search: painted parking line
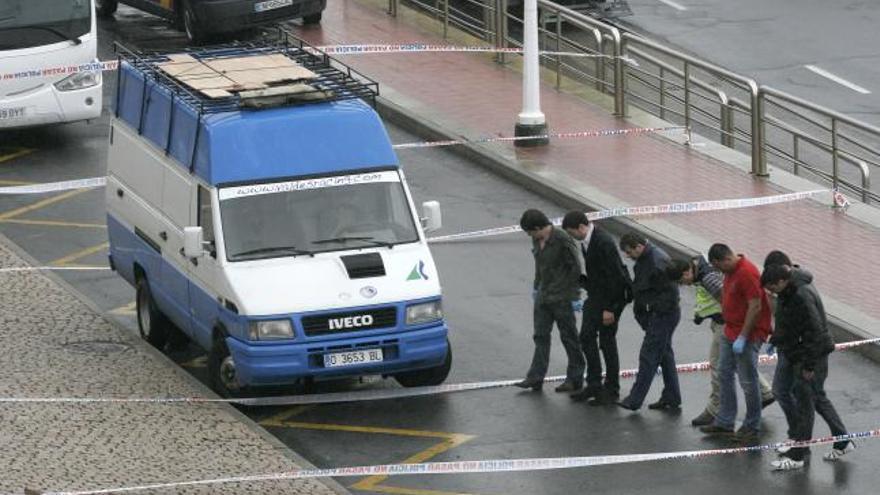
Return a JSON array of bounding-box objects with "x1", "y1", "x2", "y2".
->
[
  {"x1": 804, "y1": 65, "x2": 871, "y2": 94},
  {"x1": 260, "y1": 415, "x2": 477, "y2": 495},
  {"x1": 0, "y1": 147, "x2": 35, "y2": 164},
  {"x1": 50, "y1": 241, "x2": 109, "y2": 267},
  {"x1": 657, "y1": 0, "x2": 687, "y2": 11},
  {"x1": 0, "y1": 218, "x2": 106, "y2": 229},
  {"x1": 0, "y1": 188, "x2": 91, "y2": 221}
]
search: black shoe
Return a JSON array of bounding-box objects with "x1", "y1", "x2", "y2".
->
[
  {"x1": 555, "y1": 381, "x2": 583, "y2": 393},
  {"x1": 616, "y1": 399, "x2": 639, "y2": 411},
  {"x1": 514, "y1": 378, "x2": 543, "y2": 391},
  {"x1": 691, "y1": 410, "x2": 716, "y2": 427},
  {"x1": 647, "y1": 399, "x2": 681, "y2": 410},
  {"x1": 588, "y1": 391, "x2": 619, "y2": 406},
  {"x1": 761, "y1": 396, "x2": 776, "y2": 409},
  {"x1": 734, "y1": 426, "x2": 761, "y2": 443},
  {"x1": 700, "y1": 424, "x2": 735, "y2": 435},
  {"x1": 569, "y1": 386, "x2": 601, "y2": 402}
]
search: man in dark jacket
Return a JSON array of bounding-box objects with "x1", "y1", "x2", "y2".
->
[
  {"x1": 514, "y1": 209, "x2": 586, "y2": 392},
  {"x1": 562, "y1": 211, "x2": 632, "y2": 405},
  {"x1": 616, "y1": 232, "x2": 682, "y2": 411},
  {"x1": 761, "y1": 264, "x2": 854, "y2": 470}
]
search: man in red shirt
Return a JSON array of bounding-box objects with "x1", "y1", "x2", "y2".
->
[{"x1": 700, "y1": 243, "x2": 772, "y2": 443}]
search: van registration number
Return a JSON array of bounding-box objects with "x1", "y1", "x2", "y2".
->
[
  {"x1": 324, "y1": 349, "x2": 384, "y2": 368},
  {"x1": 254, "y1": 0, "x2": 293, "y2": 12},
  {"x1": 0, "y1": 107, "x2": 26, "y2": 120}
]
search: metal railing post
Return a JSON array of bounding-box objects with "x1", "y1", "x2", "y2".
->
[
  {"x1": 443, "y1": 0, "x2": 449, "y2": 39},
  {"x1": 614, "y1": 33, "x2": 626, "y2": 116},
  {"x1": 658, "y1": 67, "x2": 666, "y2": 120},
  {"x1": 495, "y1": 0, "x2": 507, "y2": 63},
  {"x1": 751, "y1": 85, "x2": 767, "y2": 176},
  {"x1": 388, "y1": 0, "x2": 398, "y2": 16},
  {"x1": 831, "y1": 118, "x2": 840, "y2": 194},
  {"x1": 683, "y1": 61, "x2": 691, "y2": 133},
  {"x1": 792, "y1": 135, "x2": 800, "y2": 176},
  {"x1": 720, "y1": 97, "x2": 734, "y2": 148},
  {"x1": 555, "y1": 14, "x2": 562, "y2": 89}
]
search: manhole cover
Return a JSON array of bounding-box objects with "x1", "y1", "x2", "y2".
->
[{"x1": 64, "y1": 341, "x2": 131, "y2": 354}]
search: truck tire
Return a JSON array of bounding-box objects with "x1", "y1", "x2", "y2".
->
[
  {"x1": 394, "y1": 341, "x2": 452, "y2": 387},
  {"x1": 135, "y1": 277, "x2": 170, "y2": 349},
  {"x1": 95, "y1": 0, "x2": 118, "y2": 18},
  {"x1": 302, "y1": 12, "x2": 322, "y2": 25},
  {"x1": 181, "y1": 0, "x2": 209, "y2": 44},
  {"x1": 208, "y1": 333, "x2": 243, "y2": 397}
]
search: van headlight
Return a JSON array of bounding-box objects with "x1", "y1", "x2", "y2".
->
[
  {"x1": 55, "y1": 71, "x2": 100, "y2": 92},
  {"x1": 249, "y1": 319, "x2": 294, "y2": 340},
  {"x1": 406, "y1": 301, "x2": 443, "y2": 325}
]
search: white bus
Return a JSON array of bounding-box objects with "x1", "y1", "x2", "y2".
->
[{"x1": 0, "y1": 0, "x2": 103, "y2": 129}]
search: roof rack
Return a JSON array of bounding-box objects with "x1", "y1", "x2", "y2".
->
[{"x1": 113, "y1": 28, "x2": 379, "y2": 116}]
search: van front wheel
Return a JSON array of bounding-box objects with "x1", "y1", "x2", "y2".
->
[
  {"x1": 209, "y1": 333, "x2": 243, "y2": 397},
  {"x1": 136, "y1": 278, "x2": 170, "y2": 349},
  {"x1": 95, "y1": 0, "x2": 118, "y2": 18},
  {"x1": 394, "y1": 343, "x2": 452, "y2": 387},
  {"x1": 302, "y1": 12, "x2": 322, "y2": 25}
]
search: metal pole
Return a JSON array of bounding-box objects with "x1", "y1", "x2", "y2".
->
[
  {"x1": 514, "y1": 0, "x2": 548, "y2": 146},
  {"x1": 832, "y1": 118, "x2": 840, "y2": 194},
  {"x1": 495, "y1": 0, "x2": 507, "y2": 64},
  {"x1": 614, "y1": 34, "x2": 625, "y2": 117},
  {"x1": 751, "y1": 85, "x2": 767, "y2": 176},
  {"x1": 683, "y1": 62, "x2": 691, "y2": 137},
  {"x1": 443, "y1": 0, "x2": 449, "y2": 39}
]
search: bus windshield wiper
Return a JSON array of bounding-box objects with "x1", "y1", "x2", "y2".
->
[
  {"x1": 312, "y1": 236, "x2": 394, "y2": 248},
  {"x1": 234, "y1": 245, "x2": 312, "y2": 258},
  {"x1": 0, "y1": 25, "x2": 81, "y2": 45}
]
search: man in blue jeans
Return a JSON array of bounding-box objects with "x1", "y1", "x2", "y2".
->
[
  {"x1": 616, "y1": 232, "x2": 681, "y2": 411},
  {"x1": 700, "y1": 244, "x2": 772, "y2": 443}
]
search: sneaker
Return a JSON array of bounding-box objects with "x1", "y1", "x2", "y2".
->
[
  {"x1": 823, "y1": 441, "x2": 856, "y2": 461},
  {"x1": 734, "y1": 426, "x2": 761, "y2": 443},
  {"x1": 771, "y1": 457, "x2": 805, "y2": 471},
  {"x1": 700, "y1": 424, "x2": 734, "y2": 435},
  {"x1": 776, "y1": 439, "x2": 795, "y2": 454},
  {"x1": 691, "y1": 411, "x2": 716, "y2": 427},
  {"x1": 554, "y1": 380, "x2": 583, "y2": 393}
]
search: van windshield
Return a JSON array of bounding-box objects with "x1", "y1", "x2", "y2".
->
[
  {"x1": 218, "y1": 170, "x2": 420, "y2": 262},
  {"x1": 0, "y1": 0, "x2": 91, "y2": 50}
]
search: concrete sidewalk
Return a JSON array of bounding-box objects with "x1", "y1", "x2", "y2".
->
[
  {"x1": 289, "y1": 0, "x2": 880, "y2": 344},
  {"x1": 0, "y1": 235, "x2": 343, "y2": 494}
]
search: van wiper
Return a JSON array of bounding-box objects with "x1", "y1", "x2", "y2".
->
[
  {"x1": 0, "y1": 26, "x2": 81, "y2": 45},
  {"x1": 312, "y1": 236, "x2": 394, "y2": 248},
  {"x1": 233, "y1": 245, "x2": 312, "y2": 258}
]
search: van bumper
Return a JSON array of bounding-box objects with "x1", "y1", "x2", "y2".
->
[
  {"x1": 0, "y1": 81, "x2": 102, "y2": 130},
  {"x1": 196, "y1": 0, "x2": 326, "y2": 34},
  {"x1": 226, "y1": 322, "x2": 448, "y2": 387}
]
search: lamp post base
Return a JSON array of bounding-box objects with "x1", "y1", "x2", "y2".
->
[{"x1": 514, "y1": 122, "x2": 549, "y2": 147}]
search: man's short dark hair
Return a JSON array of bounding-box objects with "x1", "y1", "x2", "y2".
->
[
  {"x1": 763, "y1": 250, "x2": 792, "y2": 268},
  {"x1": 561, "y1": 211, "x2": 589, "y2": 230},
  {"x1": 666, "y1": 258, "x2": 692, "y2": 281},
  {"x1": 708, "y1": 243, "x2": 734, "y2": 262},
  {"x1": 619, "y1": 232, "x2": 647, "y2": 250},
  {"x1": 519, "y1": 209, "x2": 551, "y2": 231},
  {"x1": 761, "y1": 263, "x2": 791, "y2": 287}
]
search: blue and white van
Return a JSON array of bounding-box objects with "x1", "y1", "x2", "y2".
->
[{"x1": 106, "y1": 39, "x2": 450, "y2": 395}]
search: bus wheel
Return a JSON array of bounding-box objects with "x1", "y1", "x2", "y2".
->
[
  {"x1": 182, "y1": 0, "x2": 209, "y2": 44},
  {"x1": 135, "y1": 277, "x2": 170, "y2": 349},
  {"x1": 394, "y1": 342, "x2": 452, "y2": 387},
  {"x1": 95, "y1": 0, "x2": 118, "y2": 18},
  {"x1": 302, "y1": 12, "x2": 322, "y2": 25},
  {"x1": 209, "y1": 333, "x2": 243, "y2": 397}
]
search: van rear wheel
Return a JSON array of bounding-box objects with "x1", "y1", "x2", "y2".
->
[
  {"x1": 95, "y1": 0, "x2": 118, "y2": 18},
  {"x1": 136, "y1": 278, "x2": 170, "y2": 349},
  {"x1": 302, "y1": 12, "x2": 322, "y2": 25},
  {"x1": 394, "y1": 342, "x2": 452, "y2": 387},
  {"x1": 181, "y1": 0, "x2": 209, "y2": 44}
]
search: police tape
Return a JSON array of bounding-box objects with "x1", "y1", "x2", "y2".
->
[
  {"x1": 36, "y1": 429, "x2": 880, "y2": 494},
  {"x1": 0, "y1": 60, "x2": 117, "y2": 83},
  {"x1": 0, "y1": 177, "x2": 106, "y2": 195},
  {"x1": 3, "y1": 338, "x2": 877, "y2": 407},
  {"x1": 0, "y1": 266, "x2": 111, "y2": 273},
  {"x1": 427, "y1": 189, "x2": 829, "y2": 243},
  {"x1": 392, "y1": 126, "x2": 683, "y2": 149}
]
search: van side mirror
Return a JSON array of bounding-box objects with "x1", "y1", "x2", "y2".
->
[
  {"x1": 421, "y1": 201, "x2": 442, "y2": 233},
  {"x1": 183, "y1": 226, "x2": 205, "y2": 258}
]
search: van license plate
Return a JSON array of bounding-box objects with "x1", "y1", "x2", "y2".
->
[
  {"x1": 254, "y1": 0, "x2": 293, "y2": 12},
  {"x1": 0, "y1": 107, "x2": 26, "y2": 120},
  {"x1": 324, "y1": 349, "x2": 384, "y2": 368}
]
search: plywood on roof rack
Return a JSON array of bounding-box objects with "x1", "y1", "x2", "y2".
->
[{"x1": 157, "y1": 53, "x2": 317, "y2": 99}]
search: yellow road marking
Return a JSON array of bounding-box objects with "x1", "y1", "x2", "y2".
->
[
  {"x1": 0, "y1": 218, "x2": 106, "y2": 229},
  {"x1": 261, "y1": 417, "x2": 477, "y2": 495},
  {"x1": 0, "y1": 147, "x2": 35, "y2": 164},
  {"x1": 0, "y1": 189, "x2": 89, "y2": 221},
  {"x1": 0, "y1": 179, "x2": 31, "y2": 185},
  {"x1": 259, "y1": 405, "x2": 316, "y2": 425},
  {"x1": 180, "y1": 356, "x2": 208, "y2": 368},
  {"x1": 50, "y1": 241, "x2": 109, "y2": 266},
  {"x1": 109, "y1": 301, "x2": 136, "y2": 315}
]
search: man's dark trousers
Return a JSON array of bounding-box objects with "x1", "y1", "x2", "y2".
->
[
  {"x1": 526, "y1": 301, "x2": 585, "y2": 384},
  {"x1": 788, "y1": 355, "x2": 849, "y2": 461},
  {"x1": 581, "y1": 307, "x2": 623, "y2": 395},
  {"x1": 624, "y1": 308, "x2": 682, "y2": 407}
]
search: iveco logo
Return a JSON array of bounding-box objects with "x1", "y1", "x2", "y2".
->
[
  {"x1": 360, "y1": 286, "x2": 378, "y2": 298},
  {"x1": 328, "y1": 315, "x2": 374, "y2": 330}
]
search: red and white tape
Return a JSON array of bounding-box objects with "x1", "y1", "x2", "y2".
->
[
  {"x1": 3, "y1": 338, "x2": 877, "y2": 407},
  {"x1": 36, "y1": 429, "x2": 880, "y2": 494},
  {"x1": 427, "y1": 189, "x2": 829, "y2": 243},
  {"x1": 392, "y1": 126, "x2": 682, "y2": 149},
  {"x1": 0, "y1": 60, "x2": 117, "y2": 83}
]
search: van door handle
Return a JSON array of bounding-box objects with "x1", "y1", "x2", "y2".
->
[{"x1": 159, "y1": 231, "x2": 167, "y2": 241}]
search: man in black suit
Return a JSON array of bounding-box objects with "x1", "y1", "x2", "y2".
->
[{"x1": 563, "y1": 211, "x2": 632, "y2": 405}]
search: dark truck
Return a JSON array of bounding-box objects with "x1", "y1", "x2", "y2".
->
[{"x1": 95, "y1": 0, "x2": 326, "y2": 43}]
